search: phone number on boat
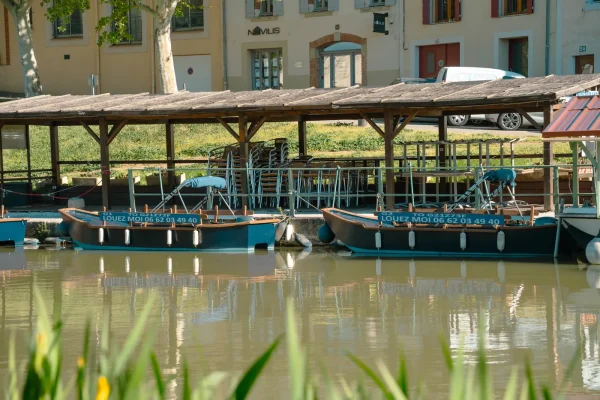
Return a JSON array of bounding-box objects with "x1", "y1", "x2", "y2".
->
[
  {"x1": 378, "y1": 212, "x2": 504, "y2": 226},
  {"x1": 99, "y1": 212, "x2": 201, "y2": 225}
]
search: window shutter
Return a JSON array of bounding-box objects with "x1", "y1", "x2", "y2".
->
[
  {"x1": 246, "y1": 0, "x2": 255, "y2": 18},
  {"x1": 328, "y1": 0, "x2": 339, "y2": 11},
  {"x1": 273, "y1": 0, "x2": 284, "y2": 16},
  {"x1": 354, "y1": 0, "x2": 367, "y2": 9},
  {"x1": 385, "y1": 0, "x2": 396, "y2": 6},
  {"x1": 422, "y1": 0, "x2": 430, "y2": 24},
  {"x1": 527, "y1": 0, "x2": 534, "y2": 14},
  {"x1": 299, "y1": 0, "x2": 309, "y2": 13},
  {"x1": 455, "y1": 0, "x2": 461, "y2": 21},
  {"x1": 491, "y1": 0, "x2": 499, "y2": 17}
]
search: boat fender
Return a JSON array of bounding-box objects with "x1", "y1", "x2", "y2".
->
[
  {"x1": 295, "y1": 233, "x2": 312, "y2": 248},
  {"x1": 98, "y1": 228, "x2": 104, "y2": 245},
  {"x1": 124, "y1": 229, "x2": 131, "y2": 246},
  {"x1": 585, "y1": 237, "x2": 600, "y2": 265},
  {"x1": 497, "y1": 231, "x2": 505, "y2": 252},
  {"x1": 57, "y1": 221, "x2": 70, "y2": 237},
  {"x1": 460, "y1": 231, "x2": 467, "y2": 251},
  {"x1": 275, "y1": 220, "x2": 288, "y2": 241},
  {"x1": 285, "y1": 224, "x2": 295, "y2": 242},
  {"x1": 167, "y1": 230, "x2": 173, "y2": 247},
  {"x1": 318, "y1": 223, "x2": 335, "y2": 243},
  {"x1": 408, "y1": 230, "x2": 416, "y2": 249},
  {"x1": 193, "y1": 230, "x2": 202, "y2": 247},
  {"x1": 375, "y1": 231, "x2": 382, "y2": 249}
]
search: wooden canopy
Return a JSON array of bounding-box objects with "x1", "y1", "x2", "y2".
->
[{"x1": 1, "y1": 74, "x2": 599, "y2": 211}]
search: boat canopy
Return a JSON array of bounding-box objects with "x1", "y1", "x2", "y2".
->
[{"x1": 182, "y1": 176, "x2": 227, "y2": 189}]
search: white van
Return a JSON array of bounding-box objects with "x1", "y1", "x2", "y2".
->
[{"x1": 437, "y1": 67, "x2": 525, "y2": 126}]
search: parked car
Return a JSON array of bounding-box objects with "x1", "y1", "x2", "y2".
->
[
  {"x1": 437, "y1": 67, "x2": 526, "y2": 126},
  {"x1": 485, "y1": 112, "x2": 543, "y2": 130}
]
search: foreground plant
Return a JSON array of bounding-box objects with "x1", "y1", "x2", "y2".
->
[{"x1": 5, "y1": 288, "x2": 578, "y2": 399}]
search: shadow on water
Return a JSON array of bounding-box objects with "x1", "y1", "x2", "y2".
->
[{"x1": 0, "y1": 248, "x2": 599, "y2": 397}]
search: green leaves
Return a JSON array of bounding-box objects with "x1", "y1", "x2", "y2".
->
[{"x1": 231, "y1": 336, "x2": 281, "y2": 400}]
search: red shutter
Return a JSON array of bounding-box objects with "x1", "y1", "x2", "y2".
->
[
  {"x1": 422, "y1": 0, "x2": 430, "y2": 25},
  {"x1": 491, "y1": 0, "x2": 499, "y2": 17},
  {"x1": 455, "y1": 0, "x2": 461, "y2": 21},
  {"x1": 527, "y1": 0, "x2": 534, "y2": 14}
]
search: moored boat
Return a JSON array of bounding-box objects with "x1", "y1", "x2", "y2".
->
[
  {"x1": 59, "y1": 176, "x2": 287, "y2": 252},
  {"x1": 321, "y1": 208, "x2": 558, "y2": 258},
  {"x1": 0, "y1": 218, "x2": 27, "y2": 247}
]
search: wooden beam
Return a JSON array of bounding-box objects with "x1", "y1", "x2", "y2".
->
[
  {"x1": 438, "y1": 116, "x2": 449, "y2": 189},
  {"x1": 392, "y1": 115, "x2": 400, "y2": 132},
  {"x1": 516, "y1": 108, "x2": 543, "y2": 132},
  {"x1": 99, "y1": 118, "x2": 111, "y2": 210},
  {"x1": 298, "y1": 119, "x2": 307, "y2": 157},
  {"x1": 359, "y1": 112, "x2": 385, "y2": 138},
  {"x1": 248, "y1": 116, "x2": 267, "y2": 140},
  {"x1": 80, "y1": 122, "x2": 100, "y2": 144},
  {"x1": 543, "y1": 107, "x2": 554, "y2": 212},
  {"x1": 49, "y1": 125, "x2": 60, "y2": 190},
  {"x1": 238, "y1": 116, "x2": 249, "y2": 208},
  {"x1": 217, "y1": 117, "x2": 239, "y2": 140},
  {"x1": 384, "y1": 112, "x2": 395, "y2": 210},
  {"x1": 25, "y1": 125, "x2": 32, "y2": 203},
  {"x1": 393, "y1": 112, "x2": 418, "y2": 138},
  {"x1": 107, "y1": 120, "x2": 127, "y2": 146}
]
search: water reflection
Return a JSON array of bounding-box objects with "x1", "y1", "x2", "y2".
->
[{"x1": 0, "y1": 249, "x2": 599, "y2": 397}]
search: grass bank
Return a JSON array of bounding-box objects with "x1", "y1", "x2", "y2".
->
[{"x1": 1, "y1": 123, "x2": 572, "y2": 182}]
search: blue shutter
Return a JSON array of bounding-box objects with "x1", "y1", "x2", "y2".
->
[
  {"x1": 299, "y1": 0, "x2": 309, "y2": 13},
  {"x1": 385, "y1": 0, "x2": 396, "y2": 5},
  {"x1": 328, "y1": 0, "x2": 339, "y2": 11},
  {"x1": 246, "y1": 0, "x2": 255, "y2": 18},
  {"x1": 273, "y1": 0, "x2": 284, "y2": 15}
]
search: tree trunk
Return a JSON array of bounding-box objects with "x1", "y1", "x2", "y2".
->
[
  {"x1": 154, "y1": 18, "x2": 178, "y2": 94},
  {"x1": 11, "y1": 6, "x2": 42, "y2": 97}
]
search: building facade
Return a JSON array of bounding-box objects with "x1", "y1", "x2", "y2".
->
[
  {"x1": 0, "y1": 0, "x2": 224, "y2": 95},
  {"x1": 0, "y1": 0, "x2": 598, "y2": 96}
]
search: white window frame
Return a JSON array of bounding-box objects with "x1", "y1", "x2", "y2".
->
[
  {"x1": 258, "y1": 0, "x2": 274, "y2": 16},
  {"x1": 313, "y1": 0, "x2": 328, "y2": 12}
]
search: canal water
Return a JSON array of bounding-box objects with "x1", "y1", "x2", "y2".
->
[{"x1": 0, "y1": 248, "x2": 599, "y2": 398}]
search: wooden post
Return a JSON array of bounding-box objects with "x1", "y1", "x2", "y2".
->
[
  {"x1": 0, "y1": 124, "x2": 4, "y2": 209},
  {"x1": 49, "y1": 124, "x2": 60, "y2": 190},
  {"x1": 438, "y1": 116, "x2": 448, "y2": 191},
  {"x1": 25, "y1": 125, "x2": 32, "y2": 202},
  {"x1": 238, "y1": 116, "x2": 249, "y2": 208},
  {"x1": 543, "y1": 107, "x2": 554, "y2": 211},
  {"x1": 571, "y1": 142, "x2": 579, "y2": 208},
  {"x1": 298, "y1": 118, "x2": 307, "y2": 157},
  {"x1": 384, "y1": 112, "x2": 395, "y2": 210},
  {"x1": 99, "y1": 118, "x2": 111, "y2": 210},
  {"x1": 166, "y1": 122, "x2": 175, "y2": 189}
]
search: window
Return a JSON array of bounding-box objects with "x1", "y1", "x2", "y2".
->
[
  {"x1": 492, "y1": 0, "x2": 533, "y2": 17},
  {"x1": 172, "y1": 0, "x2": 203, "y2": 31},
  {"x1": 113, "y1": 5, "x2": 142, "y2": 44},
  {"x1": 312, "y1": 0, "x2": 328, "y2": 11},
  {"x1": 584, "y1": 0, "x2": 600, "y2": 10},
  {"x1": 300, "y1": 0, "x2": 339, "y2": 13},
  {"x1": 53, "y1": 8, "x2": 83, "y2": 38},
  {"x1": 370, "y1": 0, "x2": 385, "y2": 5},
  {"x1": 575, "y1": 55, "x2": 594, "y2": 75},
  {"x1": 246, "y1": 0, "x2": 283, "y2": 17},
  {"x1": 422, "y1": 0, "x2": 461, "y2": 24},
  {"x1": 252, "y1": 49, "x2": 282, "y2": 90},
  {"x1": 354, "y1": 0, "x2": 395, "y2": 9}
]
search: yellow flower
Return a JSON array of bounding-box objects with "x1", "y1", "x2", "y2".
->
[
  {"x1": 96, "y1": 376, "x2": 110, "y2": 400},
  {"x1": 77, "y1": 357, "x2": 85, "y2": 369}
]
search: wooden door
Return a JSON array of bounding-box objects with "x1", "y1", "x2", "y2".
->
[
  {"x1": 576, "y1": 55, "x2": 595, "y2": 74},
  {"x1": 419, "y1": 43, "x2": 460, "y2": 78}
]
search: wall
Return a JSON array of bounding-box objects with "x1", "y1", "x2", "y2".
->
[
  {"x1": 0, "y1": 0, "x2": 223, "y2": 96},
  {"x1": 401, "y1": 0, "x2": 550, "y2": 78},
  {"x1": 558, "y1": 0, "x2": 600, "y2": 75},
  {"x1": 226, "y1": 1, "x2": 400, "y2": 91}
]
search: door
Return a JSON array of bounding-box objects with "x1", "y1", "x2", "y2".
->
[
  {"x1": 174, "y1": 55, "x2": 212, "y2": 91},
  {"x1": 418, "y1": 43, "x2": 460, "y2": 79},
  {"x1": 319, "y1": 42, "x2": 362, "y2": 88},
  {"x1": 575, "y1": 55, "x2": 595, "y2": 74},
  {"x1": 508, "y1": 38, "x2": 529, "y2": 77},
  {"x1": 251, "y1": 49, "x2": 282, "y2": 90}
]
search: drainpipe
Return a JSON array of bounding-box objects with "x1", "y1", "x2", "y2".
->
[
  {"x1": 222, "y1": 0, "x2": 228, "y2": 90},
  {"x1": 545, "y1": 0, "x2": 550, "y2": 76},
  {"x1": 555, "y1": 0, "x2": 563, "y2": 75}
]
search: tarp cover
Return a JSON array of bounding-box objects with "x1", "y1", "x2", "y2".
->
[{"x1": 183, "y1": 176, "x2": 227, "y2": 189}]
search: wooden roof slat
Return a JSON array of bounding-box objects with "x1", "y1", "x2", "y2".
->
[
  {"x1": 104, "y1": 91, "x2": 198, "y2": 111},
  {"x1": 20, "y1": 93, "x2": 112, "y2": 113},
  {"x1": 147, "y1": 91, "x2": 231, "y2": 111},
  {"x1": 65, "y1": 93, "x2": 151, "y2": 112},
  {"x1": 3, "y1": 95, "x2": 71, "y2": 113}
]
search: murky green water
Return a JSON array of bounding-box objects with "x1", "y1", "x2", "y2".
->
[{"x1": 0, "y1": 248, "x2": 599, "y2": 398}]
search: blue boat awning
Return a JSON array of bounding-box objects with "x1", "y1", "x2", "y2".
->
[{"x1": 183, "y1": 176, "x2": 227, "y2": 189}]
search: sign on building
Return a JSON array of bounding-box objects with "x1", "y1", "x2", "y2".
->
[{"x1": 373, "y1": 13, "x2": 388, "y2": 35}]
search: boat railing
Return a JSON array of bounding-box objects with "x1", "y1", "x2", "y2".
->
[{"x1": 125, "y1": 164, "x2": 590, "y2": 216}]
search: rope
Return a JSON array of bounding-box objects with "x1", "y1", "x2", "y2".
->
[
  {"x1": 293, "y1": 191, "x2": 323, "y2": 213},
  {"x1": 0, "y1": 179, "x2": 102, "y2": 201}
]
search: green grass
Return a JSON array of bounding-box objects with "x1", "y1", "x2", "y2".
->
[
  {"x1": 1, "y1": 122, "x2": 572, "y2": 183},
  {"x1": 5, "y1": 286, "x2": 580, "y2": 400}
]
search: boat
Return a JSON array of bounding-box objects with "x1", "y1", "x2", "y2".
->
[
  {"x1": 0, "y1": 217, "x2": 27, "y2": 247},
  {"x1": 320, "y1": 169, "x2": 559, "y2": 258},
  {"x1": 59, "y1": 177, "x2": 287, "y2": 252}
]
